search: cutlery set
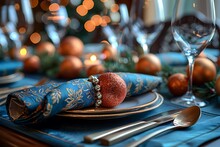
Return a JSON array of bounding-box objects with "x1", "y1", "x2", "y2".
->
[{"x1": 84, "y1": 106, "x2": 201, "y2": 146}]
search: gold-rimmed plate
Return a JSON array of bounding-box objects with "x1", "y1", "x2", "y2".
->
[
  {"x1": 57, "y1": 93, "x2": 163, "y2": 120},
  {"x1": 63, "y1": 92, "x2": 158, "y2": 114}
]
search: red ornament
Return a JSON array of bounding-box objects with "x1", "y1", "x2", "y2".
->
[
  {"x1": 58, "y1": 56, "x2": 83, "y2": 79},
  {"x1": 58, "y1": 36, "x2": 84, "y2": 57},
  {"x1": 167, "y1": 73, "x2": 188, "y2": 96},
  {"x1": 23, "y1": 55, "x2": 40, "y2": 73},
  {"x1": 86, "y1": 64, "x2": 105, "y2": 77},
  {"x1": 36, "y1": 41, "x2": 55, "y2": 56},
  {"x1": 186, "y1": 57, "x2": 216, "y2": 85},
  {"x1": 101, "y1": 45, "x2": 117, "y2": 61},
  {"x1": 99, "y1": 73, "x2": 127, "y2": 107},
  {"x1": 135, "y1": 53, "x2": 161, "y2": 75}
]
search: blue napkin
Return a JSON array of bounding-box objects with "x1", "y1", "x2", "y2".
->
[
  {"x1": 0, "y1": 60, "x2": 23, "y2": 76},
  {"x1": 6, "y1": 72, "x2": 162, "y2": 125}
]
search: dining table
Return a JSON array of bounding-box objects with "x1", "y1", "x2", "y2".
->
[{"x1": 0, "y1": 48, "x2": 220, "y2": 147}]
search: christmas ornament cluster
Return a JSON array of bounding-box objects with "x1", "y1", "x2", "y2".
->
[
  {"x1": 21, "y1": 36, "x2": 220, "y2": 99},
  {"x1": 22, "y1": 36, "x2": 162, "y2": 79}
]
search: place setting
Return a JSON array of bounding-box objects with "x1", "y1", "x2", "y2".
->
[{"x1": 0, "y1": 0, "x2": 220, "y2": 146}]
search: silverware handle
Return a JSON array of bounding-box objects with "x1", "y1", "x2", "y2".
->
[
  {"x1": 100, "y1": 116, "x2": 175, "y2": 146},
  {"x1": 127, "y1": 125, "x2": 177, "y2": 147},
  {"x1": 84, "y1": 121, "x2": 145, "y2": 143},
  {"x1": 100, "y1": 121, "x2": 157, "y2": 146}
]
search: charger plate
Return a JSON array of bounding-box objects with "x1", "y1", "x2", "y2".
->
[
  {"x1": 0, "y1": 72, "x2": 24, "y2": 84},
  {"x1": 57, "y1": 93, "x2": 163, "y2": 120},
  {"x1": 64, "y1": 92, "x2": 159, "y2": 114}
]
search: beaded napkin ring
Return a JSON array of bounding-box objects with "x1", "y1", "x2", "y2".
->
[
  {"x1": 88, "y1": 73, "x2": 127, "y2": 108},
  {"x1": 88, "y1": 75, "x2": 102, "y2": 107}
]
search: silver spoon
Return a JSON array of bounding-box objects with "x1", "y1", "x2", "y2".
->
[{"x1": 127, "y1": 106, "x2": 201, "y2": 147}]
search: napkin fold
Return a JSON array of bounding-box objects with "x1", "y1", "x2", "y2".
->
[
  {"x1": 6, "y1": 72, "x2": 162, "y2": 125},
  {"x1": 0, "y1": 60, "x2": 23, "y2": 76}
]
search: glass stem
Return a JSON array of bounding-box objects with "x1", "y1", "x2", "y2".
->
[{"x1": 187, "y1": 56, "x2": 195, "y2": 97}]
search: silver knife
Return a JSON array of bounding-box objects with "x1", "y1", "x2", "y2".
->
[{"x1": 84, "y1": 109, "x2": 182, "y2": 144}]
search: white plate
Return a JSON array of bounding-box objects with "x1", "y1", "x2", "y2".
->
[
  {"x1": 0, "y1": 72, "x2": 24, "y2": 84},
  {"x1": 64, "y1": 92, "x2": 159, "y2": 114},
  {"x1": 57, "y1": 93, "x2": 163, "y2": 120}
]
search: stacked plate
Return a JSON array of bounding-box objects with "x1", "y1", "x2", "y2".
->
[
  {"x1": 0, "y1": 60, "x2": 23, "y2": 85},
  {"x1": 57, "y1": 92, "x2": 163, "y2": 120},
  {"x1": 0, "y1": 72, "x2": 24, "y2": 85}
]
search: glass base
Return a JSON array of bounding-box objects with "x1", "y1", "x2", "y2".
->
[{"x1": 171, "y1": 93, "x2": 206, "y2": 107}]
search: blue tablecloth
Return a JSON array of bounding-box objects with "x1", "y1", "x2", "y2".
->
[{"x1": 0, "y1": 75, "x2": 220, "y2": 147}]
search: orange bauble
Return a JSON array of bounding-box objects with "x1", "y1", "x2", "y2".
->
[
  {"x1": 86, "y1": 64, "x2": 105, "y2": 77},
  {"x1": 101, "y1": 45, "x2": 117, "y2": 60},
  {"x1": 187, "y1": 57, "x2": 216, "y2": 85},
  {"x1": 135, "y1": 54, "x2": 161, "y2": 75},
  {"x1": 168, "y1": 73, "x2": 188, "y2": 96},
  {"x1": 58, "y1": 36, "x2": 84, "y2": 57},
  {"x1": 215, "y1": 76, "x2": 220, "y2": 95},
  {"x1": 23, "y1": 55, "x2": 40, "y2": 73},
  {"x1": 36, "y1": 41, "x2": 55, "y2": 56},
  {"x1": 99, "y1": 73, "x2": 127, "y2": 107},
  {"x1": 58, "y1": 56, "x2": 83, "y2": 79}
]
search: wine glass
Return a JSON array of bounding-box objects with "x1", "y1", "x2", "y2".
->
[
  {"x1": 0, "y1": 0, "x2": 34, "y2": 59},
  {"x1": 130, "y1": 0, "x2": 165, "y2": 54},
  {"x1": 171, "y1": 0, "x2": 216, "y2": 107},
  {"x1": 41, "y1": 0, "x2": 69, "y2": 47}
]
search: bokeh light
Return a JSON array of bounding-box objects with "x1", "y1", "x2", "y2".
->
[
  {"x1": 90, "y1": 54, "x2": 97, "y2": 62},
  {"x1": 18, "y1": 27, "x2": 26, "y2": 34},
  {"x1": 84, "y1": 20, "x2": 96, "y2": 32},
  {"x1": 110, "y1": 12, "x2": 120, "y2": 23},
  {"x1": 76, "y1": 5, "x2": 88, "y2": 16},
  {"x1": 19, "y1": 47, "x2": 27, "y2": 56},
  {"x1": 30, "y1": 0, "x2": 38, "y2": 8},
  {"x1": 111, "y1": 4, "x2": 119, "y2": 13},
  {"x1": 83, "y1": 0, "x2": 94, "y2": 10},
  {"x1": 60, "y1": 0, "x2": 70, "y2": 6},
  {"x1": 40, "y1": 1, "x2": 49, "y2": 11},
  {"x1": 69, "y1": 18, "x2": 81, "y2": 30},
  {"x1": 14, "y1": 3, "x2": 20, "y2": 10},
  {"x1": 70, "y1": 0, "x2": 82, "y2": 6},
  {"x1": 91, "y1": 15, "x2": 102, "y2": 26},
  {"x1": 49, "y1": 3, "x2": 60, "y2": 12},
  {"x1": 30, "y1": 32, "x2": 41, "y2": 44}
]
